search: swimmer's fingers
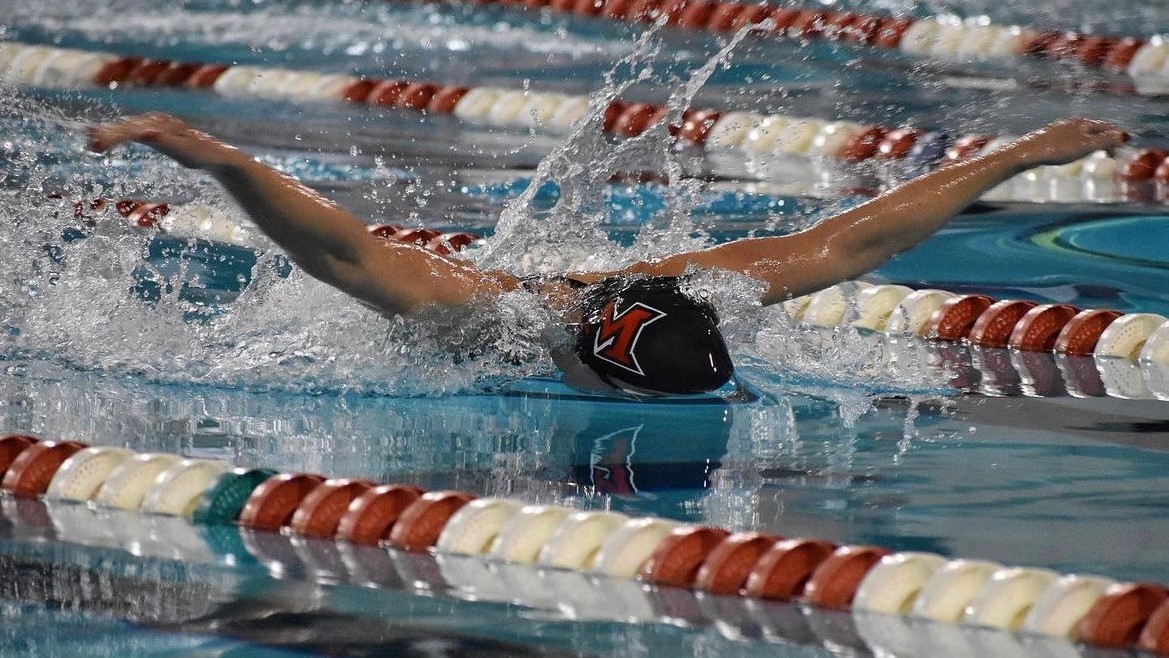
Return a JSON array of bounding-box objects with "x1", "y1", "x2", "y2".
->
[
  {"x1": 87, "y1": 113, "x2": 179, "y2": 153},
  {"x1": 1020, "y1": 118, "x2": 1129, "y2": 166},
  {"x1": 87, "y1": 113, "x2": 240, "y2": 169}
]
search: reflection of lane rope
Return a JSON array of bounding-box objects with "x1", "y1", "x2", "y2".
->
[
  {"x1": 4, "y1": 431, "x2": 1169, "y2": 655},
  {"x1": 4, "y1": 40, "x2": 1168, "y2": 204},
  {"x1": 429, "y1": 0, "x2": 1169, "y2": 93}
]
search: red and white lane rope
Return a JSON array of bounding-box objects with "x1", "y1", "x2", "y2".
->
[
  {"x1": 5, "y1": 41, "x2": 1167, "y2": 204},
  {"x1": 3, "y1": 431, "x2": 1169, "y2": 655},
  {"x1": 429, "y1": 0, "x2": 1169, "y2": 92},
  {"x1": 783, "y1": 280, "x2": 1169, "y2": 399},
  {"x1": 72, "y1": 196, "x2": 480, "y2": 254}
]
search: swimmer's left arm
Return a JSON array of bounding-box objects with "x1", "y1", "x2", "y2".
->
[{"x1": 622, "y1": 118, "x2": 1128, "y2": 305}]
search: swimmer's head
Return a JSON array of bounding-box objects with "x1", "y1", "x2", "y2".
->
[{"x1": 572, "y1": 276, "x2": 734, "y2": 395}]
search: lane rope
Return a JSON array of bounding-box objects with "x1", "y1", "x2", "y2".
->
[{"x1": 4, "y1": 40, "x2": 1167, "y2": 204}]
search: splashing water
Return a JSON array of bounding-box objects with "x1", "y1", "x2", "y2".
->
[{"x1": 0, "y1": 21, "x2": 953, "y2": 400}]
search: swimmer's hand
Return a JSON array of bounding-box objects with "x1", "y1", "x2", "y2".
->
[
  {"x1": 87, "y1": 113, "x2": 245, "y2": 170},
  {"x1": 1011, "y1": 118, "x2": 1129, "y2": 168}
]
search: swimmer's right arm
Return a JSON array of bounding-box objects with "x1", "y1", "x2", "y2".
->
[{"x1": 88, "y1": 113, "x2": 520, "y2": 315}]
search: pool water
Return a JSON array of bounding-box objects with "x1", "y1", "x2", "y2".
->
[{"x1": 4, "y1": 0, "x2": 1169, "y2": 656}]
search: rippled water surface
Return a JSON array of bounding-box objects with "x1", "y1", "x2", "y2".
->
[{"x1": 4, "y1": 0, "x2": 1169, "y2": 655}]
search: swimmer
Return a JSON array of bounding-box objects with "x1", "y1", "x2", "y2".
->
[{"x1": 87, "y1": 114, "x2": 1127, "y2": 395}]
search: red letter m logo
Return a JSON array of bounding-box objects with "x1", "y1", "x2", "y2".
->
[{"x1": 593, "y1": 300, "x2": 667, "y2": 375}]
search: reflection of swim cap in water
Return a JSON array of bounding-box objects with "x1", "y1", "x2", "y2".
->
[{"x1": 574, "y1": 276, "x2": 734, "y2": 395}]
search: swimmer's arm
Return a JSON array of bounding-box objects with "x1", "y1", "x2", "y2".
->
[
  {"x1": 620, "y1": 118, "x2": 1128, "y2": 305},
  {"x1": 88, "y1": 114, "x2": 519, "y2": 314}
]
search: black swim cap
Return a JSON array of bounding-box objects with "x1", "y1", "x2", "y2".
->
[{"x1": 574, "y1": 277, "x2": 734, "y2": 395}]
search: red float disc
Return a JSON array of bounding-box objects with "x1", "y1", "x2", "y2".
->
[
  {"x1": 603, "y1": 100, "x2": 628, "y2": 133},
  {"x1": 114, "y1": 199, "x2": 143, "y2": 217},
  {"x1": 1008, "y1": 304, "x2": 1080, "y2": 351},
  {"x1": 0, "y1": 435, "x2": 37, "y2": 481},
  {"x1": 427, "y1": 86, "x2": 470, "y2": 113},
  {"x1": 369, "y1": 80, "x2": 412, "y2": 106},
  {"x1": 368, "y1": 224, "x2": 405, "y2": 239},
  {"x1": 1120, "y1": 150, "x2": 1169, "y2": 182},
  {"x1": 336, "y1": 484, "x2": 425, "y2": 546},
  {"x1": 426, "y1": 232, "x2": 477, "y2": 255},
  {"x1": 550, "y1": 0, "x2": 577, "y2": 11},
  {"x1": 727, "y1": 3, "x2": 768, "y2": 32},
  {"x1": 841, "y1": 15, "x2": 881, "y2": 44},
  {"x1": 94, "y1": 57, "x2": 143, "y2": 87},
  {"x1": 624, "y1": 0, "x2": 661, "y2": 22},
  {"x1": 871, "y1": 17, "x2": 914, "y2": 49},
  {"x1": 1, "y1": 441, "x2": 86, "y2": 497},
  {"x1": 838, "y1": 126, "x2": 889, "y2": 161},
  {"x1": 392, "y1": 228, "x2": 442, "y2": 246},
  {"x1": 386, "y1": 490, "x2": 476, "y2": 552},
  {"x1": 788, "y1": 10, "x2": 828, "y2": 39},
  {"x1": 600, "y1": 0, "x2": 634, "y2": 18},
  {"x1": 640, "y1": 526, "x2": 731, "y2": 587},
  {"x1": 1077, "y1": 583, "x2": 1169, "y2": 648},
  {"x1": 926, "y1": 294, "x2": 995, "y2": 342},
  {"x1": 128, "y1": 203, "x2": 170, "y2": 229},
  {"x1": 706, "y1": 2, "x2": 746, "y2": 31},
  {"x1": 1021, "y1": 30, "x2": 1063, "y2": 56},
  {"x1": 238, "y1": 473, "x2": 326, "y2": 532},
  {"x1": 128, "y1": 59, "x2": 173, "y2": 86},
  {"x1": 186, "y1": 64, "x2": 228, "y2": 89},
  {"x1": 1103, "y1": 37, "x2": 1145, "y2": 72},
  {"x1": 769, "y1": 7, "x2": 802, "y2": 34},
  {"x1": 155, "y1": 62, "x2": 201, "y2": 87},
  {"x1": 614, "y1": 103, "x2": 662, "y2": 137},
  {"x1": 1054, "y1": 309, "x2": 1123, "y2": 356},
  {"x1": 678, "y1": 109, "x2": 721, "y2": 144},
  {"x1": 676, "y1": 0, "x2": 715, "y2": 29},
  {"x1": 945, "y1": 135, "x2": 991, "y2": 162},
  {"x1": 1138, "y1": 598, "x2": 1169, "y2": 654},
  {"x1": 653, "y1": 0, "x2": 687, "y2": 24},
  {"x1": 803, "y1": 545, "x2": 890, "y2": 611},
  {"x1": 574, "y1": 0, "x2": 604, "y2": 16},
  {"x1": 1045, "y1": 32, "x2": 1084, "y2": 59},
  {"x1": 342, "y1": 79, "x2": 379, "y2": 103},
  {"x1": 396, "y1": 83, "x2": 440, "y2": 110},
  {"x1": 1076, "y1": 36, "x2": 1115, "y2": 67},
  {"x1": 694, "y1": 532, "x2": 784, "y2": 595},
  {"x1": 876, "y1": 128, "x2": 923, "y2": 159},
  {"x1": 969, "y1": 300, "x2": 1038, "y2": 347},
  {"x1": 290, "y1": 478, "x2": 374, "y2": 540},
  {"x1": 821, "y1": 11, "x2": 859, "y2": 41},
  {"x1": 744, "y1": 538, "x2": 837, "y2": 601}
]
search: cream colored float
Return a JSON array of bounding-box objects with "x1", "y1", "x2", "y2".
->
[
  {"x1": 436, "y1": 497, "x2": 524, "y2": 555},
  {"x1": 802, "y1": 281, "x2": 873, "y2": 327},
  {"x1": 139, "y1": 459, "x2": 233, "y2": 516},
  {"x1": 488, "y1": 504, "x2": 573, "y2": 564},
  {"x1": 1020, "y1": 574, "x2": 1118, "y2": 637},
  {"x1": 94, "y1": 453, "x2": 182, "y2": 511},
  {"x1": 590, "y1": 517, "x2": 679, "y2": 578},
  {"x1": 536, "y1": 510, "x2": 630, "y2": 570},
  {"x1": 853, "y1": 551, "x2": 947, "y2": 614},
  {"x1": 851, "y1": 284, "x2": 915, "y2": 331},
  {"x1": 1096, "y1": 313, "x2": 1168, "y2": 359},
  {"x1": 963, "y1": 566, "x2": 1060, "y2": 630},
  {"x1": 885, "y1": 289, "x2": 955, "y2": 336},
  {"x1": 705, "y1": 112, "x2": 765, "y2": 151},
  {"x1": 46, "y1": 446, "x2": 136, "y2": 502},
  {"x1": 910, "y1": 558, "x2": 1002, "y2": 622}
]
